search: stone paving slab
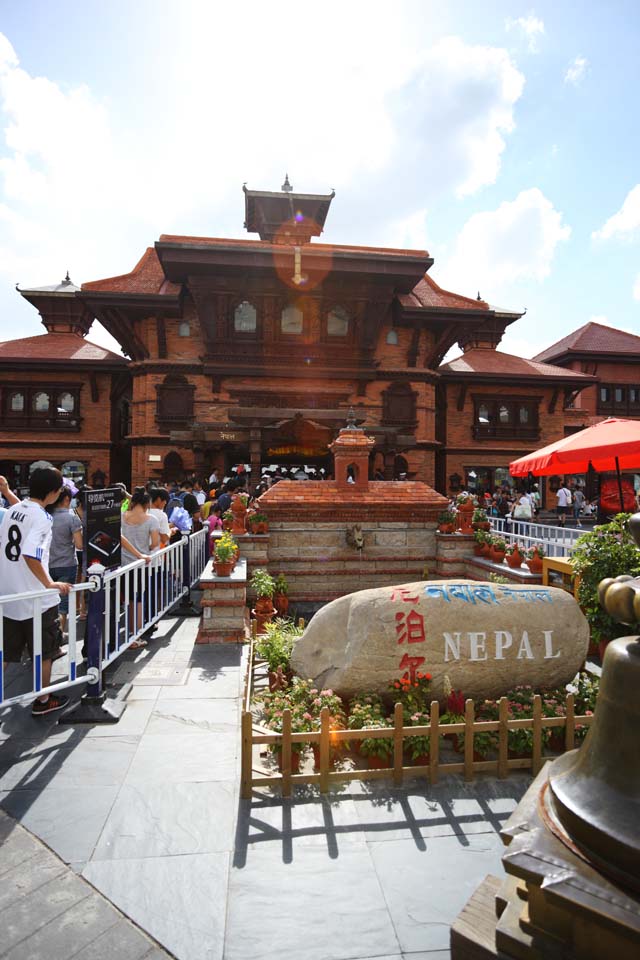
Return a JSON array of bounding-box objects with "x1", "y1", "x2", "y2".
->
[
  {"x1": 0, "y1": 607, "x2": 531, "y2": 960},
  {"x1": 0, "y1": 808, "x2": 172, "y2": 959}
]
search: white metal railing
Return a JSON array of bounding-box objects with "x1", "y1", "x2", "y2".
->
[
  {"x1": 489, "y1": 517, "x2": 582, "y2": 557},
  {"x1": 0, "y1": 531, "x2": 208, "y2": 710},
  {"x1": 189, "y1": 527, "x2": 208, "y2": 588},
  {"x1": 0, "y1": 581, "x2": 99, "y2": 707}
]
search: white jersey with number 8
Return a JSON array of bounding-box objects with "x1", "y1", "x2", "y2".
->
[{"x1": 0, "y1": 499, "x2": 57, "y2": 620}]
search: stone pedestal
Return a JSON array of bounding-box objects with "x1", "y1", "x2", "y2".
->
[
  {"x1": 435, "y1": 532, "x2": 474, "y2": 577},
  {"x1": 197, "y1": 557, "x2": 249, "y2": 644},
  {"x1": 451, "y1": 765, "x2": 640, "y2": 959}
]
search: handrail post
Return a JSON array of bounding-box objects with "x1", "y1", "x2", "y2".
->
[
  {"x1": 60, "y1": 563, "x2": 126, "y2": 725},
  {"x1": 174, "y1": 533, "x2": 199, "y2": 617}
]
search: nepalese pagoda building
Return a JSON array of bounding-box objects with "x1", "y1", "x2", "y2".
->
[{"x1": 0, "y1": 179, "x2": 606, "y2": 498}]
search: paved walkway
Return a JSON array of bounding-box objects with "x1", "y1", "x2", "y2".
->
[{"x1": 0, "y1": 610, "x2": 532, "y2": 960}]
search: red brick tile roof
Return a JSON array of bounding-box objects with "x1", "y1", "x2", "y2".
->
[
  {"x1": 158, "y1": 234, "x2": 428, "y2": 258},
  {"x1": 82, "y1": 248, "x2": 180, "y2": 296},
  {"x1": 0, "y1": 332, "x2": 126, "y2": 363},
  {"x1": 399, "y1": 274, "x2": 490, "y2": 313},
  {"x1": 439, "y1": 348, "x2": 593, "y2": 380},
  {"x1": 259, "y1": 479, "x2": 448, "y2": 511},
  {"x1": 533, "y1": 321, "x2": 640, "y2": 362}
]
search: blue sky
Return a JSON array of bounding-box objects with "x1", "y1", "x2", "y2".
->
[{"x1": 0, "y1": 0, "x2": 638, "y2": 358}]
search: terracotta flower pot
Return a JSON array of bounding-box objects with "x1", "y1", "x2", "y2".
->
[
  {"x1": 527, "y1": 557, "x2": 543, "y2": 574},
  {"x1": 407, "y1": 752, "x2": 430, "y2": 766},
  {"x1": 506, "y1": 550, "x2": 524, "y2": 568},
  {"x1": 274, "y1": 593, "x2": 289, "y2": 617},
  {"x1": 254, "y1": 596, "x2": 275, "y2": 615},
  {"x1": 367, "y1": 754, "x2": 392, "y2": 769},
  {"x1": 473, "y1": 543, "x2": 484, "y2": 556},
  {"x1": 213, "y1": 560, "x2": 234, "y2": 577},
  {"x1": 231, "y1": 499, "x2": 247, "y2": 536},
  {"x1": 490, "y1": 549, "x2": 505, "y2": 564},
  {"x1": 479, "y1": 543, "x2": 491, "y2": 557},
  {"x1": 438, "y1": 523, "x2": 455, "y2": 534},
  {"x1": 276, "y1": 750, "x2": 301, "y2": 773}
]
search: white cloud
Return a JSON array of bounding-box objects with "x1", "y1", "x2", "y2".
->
[
  {"x1": 438, "y1": 188, "x2": 571, "y2": 301},
  {"x1": 564, "y1": 56, "x2": 589, "y2": 86},
  {"x1": 592, "y1": 185, "x2": 640, "y2": 241},
  {"x1": 505, "y1": 13, "x2": 545, "y2": 52},
  {"x1": 401, "y1": 37, "x2": 525, "y2": 198}
]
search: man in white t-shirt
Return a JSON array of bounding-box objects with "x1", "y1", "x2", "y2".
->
[
  {"x1": 149, "y1": 487, "x2": 172, "y2": 546},
  {"x1": 556, "y1": 483, "x2": 572, "y2": 527},
  {"x1": 0, "y1": 467, "x2": 72, "y2": 716},
  {"x1": 193, "y1": 480, "x2": 206, "y2": 507}
]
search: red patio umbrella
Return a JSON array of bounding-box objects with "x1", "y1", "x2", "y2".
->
[{"x1": 510, "y1": 417, "x2": 640, "y2": 510}]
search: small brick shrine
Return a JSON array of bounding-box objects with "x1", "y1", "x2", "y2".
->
[{"x1": 255, "y1": 413, "x2": 449, "y2": 604}]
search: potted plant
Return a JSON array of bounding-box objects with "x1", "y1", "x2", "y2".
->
[
  {"x1": 455, "y1": 492, "x2": 478, "y2": 532},
  {"x1": 231, "y1": 492, "x2": 249, "y2": 535},
  {"x1": 472, "y1": 529, "x2": 485, "y2": 556},
  {"x1": 250, "y1": 568, "x2": 276, "y2": 633},
  {"x1": 249, "y1": 511, "x2": 269, "y2": 534},
  {"x1": 273, "y1": 572, "x2": 289, "y2": 617},
  {"x1": 472, "y1": 507, "x2": 491, "y2": 531},
  {"x1": 505, "y1": 541, "x2": 525, "y2": 569},
  {"x1": 359, "y1": 718, "x2": 394, "y2": 768},
  {"x1": 490, "y1": 536, "x2": 507, "y2": 564},
  {"x1": 571, "y1": 514, "x2": 640, "y2": 660},
  {"x1": 222, "y1": 509, "x2": 234, "y2": 531},
  {"x1": 213, "y1": 535, "x2": 236, "y2": 577},
  {"x1": 437, "y1": 510, "x2": 456, "y2": 534},
  {"x1": 569, "y1": 670, "x2": 599, "y2": 743},
  {"x1": 255, "y1": 618, "x2": 302, "y2": 690},
  {"x1": 347, "y1": 694, "x2": 386, "y2": 755},
  {"x1": 440, "y1": 686, "x2": 466, "y2": 747},
  {"x1": 259, "y1": 677, "x2": 314, "y2": 772},
  {"x1": 308, "y1": 687, "x2": 347, "y2": 769},
  {"x1": 525, "y1": 543, "x2": 545, "y2": 574},
  {"x1": 404, "y1": 710, "x2": 431, "y2": 765}
]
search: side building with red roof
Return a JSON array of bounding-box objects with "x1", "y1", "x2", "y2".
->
[
  {"x1": 0, "y1": 275, "x2": 130, "y2": 491},
  {"x1": 533, "y1": 321, "x2": 640, "y2": 424}
]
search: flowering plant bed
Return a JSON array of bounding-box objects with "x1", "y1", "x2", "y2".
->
[{"x1": 246, "y1": 638, "x2": 600, "y2": 796}]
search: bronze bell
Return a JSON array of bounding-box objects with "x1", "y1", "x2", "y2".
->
[{"x1": 546, "y1": 512, "x2": 640, "y2": 894}]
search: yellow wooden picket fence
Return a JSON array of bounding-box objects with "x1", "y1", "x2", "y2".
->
[{"x1": 240, "y1": 637, "x2": 595, "y2": 799}]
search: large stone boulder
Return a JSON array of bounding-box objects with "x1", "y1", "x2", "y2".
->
[{"x1": 291, "y1": 579, "x2": 590, "y2": 701}]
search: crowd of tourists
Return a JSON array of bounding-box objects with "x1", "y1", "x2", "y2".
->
[{"x1": 447, "y1": 484, "x2": 599, "y2": 527}]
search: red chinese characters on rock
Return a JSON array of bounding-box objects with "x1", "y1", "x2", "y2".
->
[
  {"x1": 395, "y1": 609, "x2": 426, "y2": 644},
  {"x1": 394, "y1": 597, "x2": 427, "y2": 682},
  {"x1": 390, "y1": 587, "x2": 419, "y2": 604},
  {"x1": 398, "y1": 653, "x2": 426, "y2": 684}
]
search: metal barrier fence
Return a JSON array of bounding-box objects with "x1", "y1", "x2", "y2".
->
[
  {"x1": 0, "y1": 528, "x2": 208, "y2": 718},
  {"x1": 489, "y1": 517, "x2": 582, "y2": 557}
]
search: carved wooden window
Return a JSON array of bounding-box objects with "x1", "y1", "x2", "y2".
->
[
  {"x1": 234, "y1": 301, "x2": 257, "y2": 333},
  {"x1": 280, "y1": 304, "x2": 303, "y2": 335},
  {"x1": 327, "y1": 306, "x2": 349, "y2": 337},
  {"x1": 2, "y1": 385, "x2": 80, "y2": 429},
  {"x1": 382, "y1": 382, "x2": 417, "y2": 426},
  {"x1": 156, "y1": 374, "x2": 195, "y2": 424},
  {"x1": 472, "y1": 396, "x2": 539, "y2": 440},
  {"x1": 9, "y1": 391, "x2": 24, "y2": 412},
  {"x1": 33, "y1": 391, "x2": 50, "y2": 413},
  {"x1": 598, "y1": 382, "x2": 640, "y2": 415}
]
